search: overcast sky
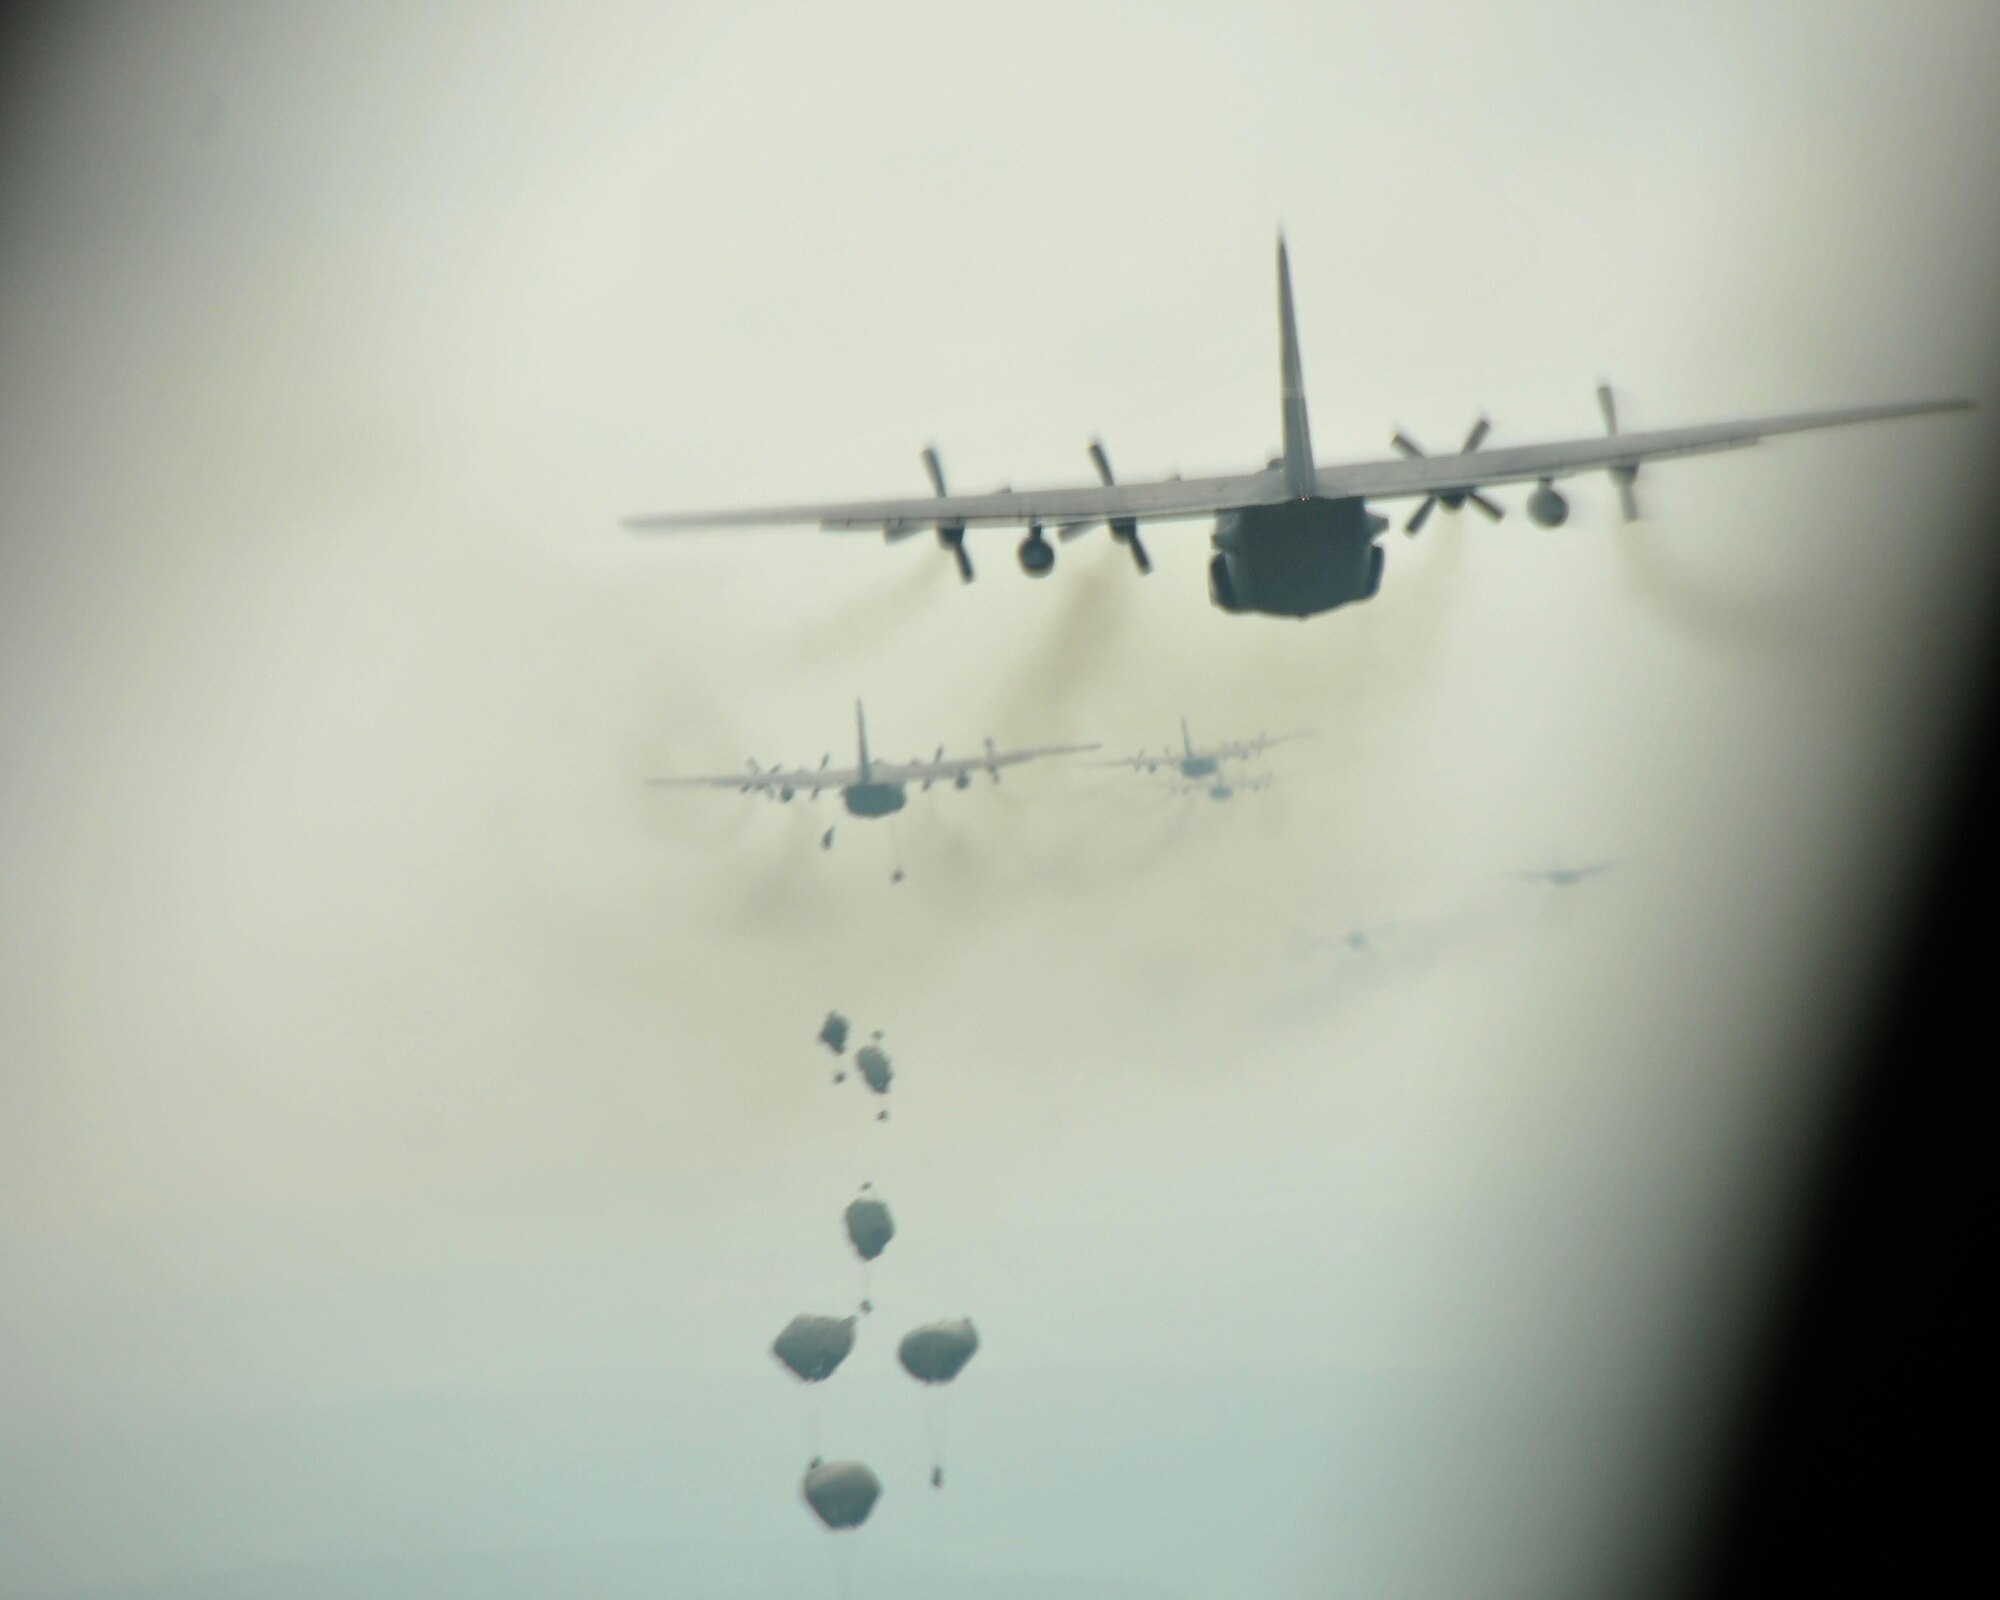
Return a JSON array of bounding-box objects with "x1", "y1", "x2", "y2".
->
[{"x1": 2, "y1": 4, "x2": 1997, "y2": 1597}]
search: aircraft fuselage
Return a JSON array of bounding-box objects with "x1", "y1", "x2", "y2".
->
[
  {"x1": 1207, "y1": 498, "x2": 1389, "y2": 618},
  {"x1": 843, "y1": 782, "x2": 907, "y2": 818},
  {"x1": 1179, "y1": 756, "x2": 1219, "y2": 780}
]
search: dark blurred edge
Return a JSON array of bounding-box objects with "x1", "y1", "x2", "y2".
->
[
  {"x1": 1675, "y1": 450, "x2": 1999, "y2": 1594},
  {"x1": 0, "y1": 1, "x2": 77, "y2": 203}
]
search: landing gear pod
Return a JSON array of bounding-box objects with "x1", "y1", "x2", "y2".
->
[
  {"x1": 1207, "y1": 553, "x2": 1243, "y2": 612},
  {"x1": 1018, "y1": 526, "x2": 1055, "y2": 576},
  {"x1": 1527, "y1": 479, "x2": 1569, "y2": 527}
]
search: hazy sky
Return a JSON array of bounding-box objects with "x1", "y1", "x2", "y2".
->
[{"x1": 2, "y1": 4, "x2": 1997, "y2": 1597}]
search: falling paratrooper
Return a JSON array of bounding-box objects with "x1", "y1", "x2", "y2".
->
[{"x1": 898, "y1": 1317, "x2": 979, "y2": 1487}]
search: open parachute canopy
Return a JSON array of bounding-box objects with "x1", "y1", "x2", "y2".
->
[
  {"x1": 802, "y1": 1458, "x2": 881, "y2": 1531},
  {"x1": 818, "y1": 1011, "x2": 850, "y2": 1055},
  {"x1": 844, "y1": 1194, "x2": 895, "y2": 1262},
  {"x1": 897, "y1": 1318, "x2": 979, "y2": 1384},
  {"x1": 772, "y1": 1314, "x2": 857, "y2": 1383},
  {"x1": 854, "y1": 1040, "x2": 892, "y2": 1095}
]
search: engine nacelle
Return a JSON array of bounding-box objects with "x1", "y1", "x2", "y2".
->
[
  {"x1": 953, "y1": 771, "x2": 971, "y2": 790},
  {"x1": 1527, "y1": 480, "x2": 1569, "y2": 528},
  {"x1": 1207, "y1": 553, "x2": 1244, "y2": 612},
  {"x1": 1018, "y1": 528, "x2": 1055, "y2": 577}
]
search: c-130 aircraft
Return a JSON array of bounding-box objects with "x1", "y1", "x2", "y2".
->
[
  {"x1": 625, "y1": 238, "x2": 1970, "y2": 620},
  {"x1": 649, "y1": 700, "x2": 1096, "y2": 819}
]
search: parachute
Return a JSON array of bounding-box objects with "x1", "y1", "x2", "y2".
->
[
  {"x1": 772, "y1": 1314, "x2": 856, "y2": 1383},
  {"x1": 801, "y1": 1458, "x2": 880, "y2": 1531},
  {"x1": 897, "y1": 1318, "x2": 979, "y2": 1488},
  {"x1": 897, "y1": 1318, "x2": 978, "y2": 1384},
  {"x1": 855, "y1": 1038, "x2": 892, "y2": 1095},
  {"x1": 818, "y1": 1011, "x2": 850, "y2": 1055},
  {"x1": 844, "y1": 1195, "x2": 894, "y2": 1262}
]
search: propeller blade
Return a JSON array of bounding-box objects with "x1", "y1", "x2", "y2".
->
[
  {"x1": 1596, "y1": 383, "x2": 1619, "y2": 437},
  {"x1": 938, "y1": 523, "x2": 973, "y2": 581},
  {"x1": 1469, "y1": 490, "x2": 1505, "y2": 520},
  {"x1": 1088, "y1": 439, "x2": 1115, "y2": 486},
  {"x1": 1461, "y1": 416, "x2": 1491, "y2": 454},
  {"x1": 1613, "y1": 465, "x2": 1640, "y2": 522},
  {"x1": 1405, "y1": 496, "x2": 1437, "y2": 536},
  {"x1": 1391, "y1": 430, "x2": 1426, "y2": 458},
  {"x1": 1056, "y1": 520, "x2": 1098, "y2": 541},
  {"x1": 1119, "y1": 522, "x2": 1152, "y2": 574},
  {"x1": 922, "y1": 444, "x2": 947, "y2": 495}
]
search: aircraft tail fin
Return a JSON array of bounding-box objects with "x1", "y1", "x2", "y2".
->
[
  {"x1": 1277, "y1": 235, "x2": 1316, "y2": 499},
  {"x1": 1182, "y1": 715, "x2": 1194, "y2": 757},
  {"x1": 856, "y1": 700, "x2": 871, "y2": 779}
]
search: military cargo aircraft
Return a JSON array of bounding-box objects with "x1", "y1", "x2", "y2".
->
[
  {"x1": 1097, "y1": 716, "x2": 1306, "y2": 789},
  {"x1": 649, "y1": 701, "x2": 1097, "y2": 877},
  {"x1": 1514, "y1": 860, "x2": 1617, "y2": 888},
  {"x1": 624, "y1": 238, "x2": 1970, "y2": 620}
]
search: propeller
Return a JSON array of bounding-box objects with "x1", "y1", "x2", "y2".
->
[
  {"x1": 984, "y1": 736, "x2": 1003, "y2": 783},
  {"x1": 922, "y1": 445, "x2": 974, "y2": 581},
  {"x1": 809, "y1": 752, "x2": 831, "y2": 798},
  {"x1": 1390, "y1": 416, "x2": 1505, "y2": 536},
  {"x1": 1053, "y1": 439, "x2": 1151, "y2": 573},
  {"x1": 1597, "y1": 382, "x2": 1640, "y2": 521},
  {"x1": 920, "y1": 743, "x2": 945, "y2": 790}
]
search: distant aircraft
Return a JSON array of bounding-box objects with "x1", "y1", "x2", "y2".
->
[
  {"x1": 1294, "y1": 923, "x2": 1381, "y2": 958},
  {"x1": 1513, "y1": 861, "x2": 1617, "y2": 888},
  {"x1": 624, "y1": 238, "x2": 1971, "y2": 620},
  {"x1": 649, "y1": 701, "x2": 1097, "y2": 877},
  {"x1": 1098, "y1": 716, "x2": 1306, "y2": 789}
]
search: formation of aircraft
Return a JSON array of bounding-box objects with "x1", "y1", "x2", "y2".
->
[
  {"x1": 1096, "y1": 717, "x2": 1307, "y2": 788},
  {"x1": 625, "y1": 237, "x2": 1971, "y2": 622}
]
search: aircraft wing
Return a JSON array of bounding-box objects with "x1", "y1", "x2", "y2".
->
[
  {"x1": 649, "y1": 764, "x2": 858, "y2": 793},
  {"x1": 867, "y1": 741, "x2": 1102, "y2": 784},
  {"x1": 1315, "y1": 399, "x2": 1971, "y2": 501},
  {"x1": 625, "y1": 470, "x2": 1291, "y2": 533},
  {"x1": 625, "y1": 401, "x2": 1970, "y2": 535},
  {"x1": 1207, "y1": 730, "x2": 1310, "y2": 760}
]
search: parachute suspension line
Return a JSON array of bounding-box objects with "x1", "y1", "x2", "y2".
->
[
  {"x1": 806, "y1": 1382, "x2": 824, "y2": 1466},
  {"x1": 923, "y1": 1389, "x2": 951, "y2": 1488},
  {"x1": 886, "y1": 818, "x2": 906, "y2": 884},
  {"x1": 826, "y1": 1530, "x2": 855, "y2": 1600}
]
